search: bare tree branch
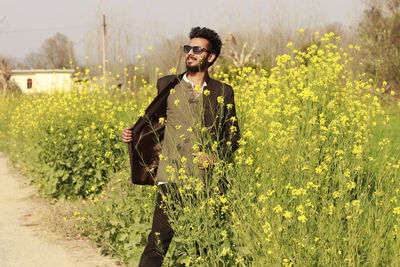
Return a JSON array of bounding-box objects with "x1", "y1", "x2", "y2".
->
[{"x1": 1, "y1": 59, "x2": 12, "y2": 97}]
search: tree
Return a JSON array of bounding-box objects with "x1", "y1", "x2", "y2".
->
[
  {"x1": 24, "y1": 52, "x2": 45, "y2": 69},
  {"x1": 24, "y1": 32, "x2": 75, "y2": 69},
  {"x1": 358, "y1": 0, "x2": 400, "y2": 92},
  {"x1": 1, "y1": 59, "x2": 12, "y2": 97},
  {"x1": 40, "y1": 32, "x2": 75, "y2": 68}
]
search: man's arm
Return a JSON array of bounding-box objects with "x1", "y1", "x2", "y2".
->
[
  {"x1": 121, "y1": 77, "x2": 165, "y2": 144},
  {"x1": 122, "y1": 126, "x2": 133, "y2": 143}
]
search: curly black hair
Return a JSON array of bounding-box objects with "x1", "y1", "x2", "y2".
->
[{"x1": 189, "y1": 27, "x2": 222, "y2": 66}]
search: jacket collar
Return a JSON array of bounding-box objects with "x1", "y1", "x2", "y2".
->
[{"x1": 179, "y1": 71, "x2": 211, "y2": 84}]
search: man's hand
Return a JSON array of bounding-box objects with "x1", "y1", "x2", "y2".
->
[
  {"x1": 193, "y1": 152, "x2": 216, "y2": 170},
  {"x1": 121, "y1": 126, "x2": 133, "y2": 143}
]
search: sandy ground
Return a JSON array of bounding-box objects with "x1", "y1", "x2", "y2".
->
[{"x1": 0, "y1": 153, "x2": 123, "y2": 267}]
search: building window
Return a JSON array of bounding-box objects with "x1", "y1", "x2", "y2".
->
[{"x1": 27, "y1": 79, "x2": 32, "y2": 89}]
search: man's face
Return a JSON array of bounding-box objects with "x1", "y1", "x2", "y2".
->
[{"x1": 185, "y1": 37, "x2": 213, "y2": 72}]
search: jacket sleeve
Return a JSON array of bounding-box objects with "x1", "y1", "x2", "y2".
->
[
  {"x1": 156, "y1": 78, "x2": 164, "y2": 95},
  {"x1": 221, "y1": 85, "x2": 240, "y2": 157}
]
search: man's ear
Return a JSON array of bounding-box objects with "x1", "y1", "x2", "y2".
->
[{"x1": 207, "y1": 53, "x2": 216, "y2": 64}]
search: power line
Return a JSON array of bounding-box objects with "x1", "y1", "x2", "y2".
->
[{"x1": 1, "y1": 25, "x2": 90, "y2": 34}]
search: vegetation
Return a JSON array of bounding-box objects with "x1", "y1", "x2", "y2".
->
[
  {"x1": 1, "y1": 59, "x2": 12, "y2": 97},
  {"x1": 24, "y1": 32, "x2": 76, "y2": 69},
  {"x1": 1, "y1": 32, "x2": 400, "y2": 266},
  {"x1": 1, "y1": 2, "x2": 400, "y2": 265},
  {"x1": 358, "y1": 0, "x2": 400, "y2": 94}
]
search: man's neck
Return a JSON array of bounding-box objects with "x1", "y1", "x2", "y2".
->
[{"x1": 186, "y1": 70, "x2": 208, "y2": 86}]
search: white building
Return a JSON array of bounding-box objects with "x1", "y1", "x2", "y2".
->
[{"x1": 10, "y1": 69, "x2": 75, "y2": 93}]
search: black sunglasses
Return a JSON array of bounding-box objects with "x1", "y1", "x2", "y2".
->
[{"x1": 183, "y1": 45, "x2": 211, "y2": 54}]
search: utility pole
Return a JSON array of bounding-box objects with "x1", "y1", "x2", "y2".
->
[{"x1": 102, "y1": 13, "x2": 107, "y2": 88}]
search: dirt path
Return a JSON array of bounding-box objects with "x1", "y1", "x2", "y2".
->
[{"x1": 0, "y1": 153, "x2": 123, "y2": 267}]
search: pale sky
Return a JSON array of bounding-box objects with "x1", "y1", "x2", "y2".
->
[{"x1": 0, "y1": 0, "x2": 365, "y2": 63}]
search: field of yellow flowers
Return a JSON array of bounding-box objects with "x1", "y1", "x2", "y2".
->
[{"x1": 1, "y1": 33, "x2": 400, "y2": 266}]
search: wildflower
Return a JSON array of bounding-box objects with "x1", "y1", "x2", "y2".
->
[
  {"x1": 394, "y1": 207, "x2": 400, "y2": 215},
  {"x1": 220, "y1": 195, "x2": 227, "y2": 204},
  {"x1": 262, "y1": 221, "x2": 272, "y2": 237},
  {"x1": 283, "y1": 211, "x2": 292, "y2": 219},
  {"x1": 347, "y1": 181, "x2": 356, "y2": 191},
  {"x1": 352, "y1": 145, "x2": 363, "y2": 156},
  {"x1": 222, "y1": 247, "x2": 230, "y2": 256},
  {"x1": 333, "y1": 191, "x2": 341, "y2": 199},
  {"x1": 306, "y1": 182, "x2": 319, "y2": 190},
  {"x1": 181, "y1": 156, "x2": 187, "y2": 164},
  {"x1": 235, "y1": 256, "x2": 244, "y2": 265},
  {"x1": 192, "y1": 144, "x2": 199, "y2": 152},
  {"x1": 292, "y1": 188, "x2": 307, "y2": 196},
  {"x1": 245, "y1": 156, "x2": 253, "y2": 166},
  {"x1": 352, "y1": 200, "x2": 360, "y2": 207},
  {"x1": 273, "y1": 205, "x2": 283, "y2": 213},
  {"x1": 296, "y1": 205, "x2": 304, "y2": 214},
  {"x1": 298, "y1": 215, "x2": 308, "y2": 223}
]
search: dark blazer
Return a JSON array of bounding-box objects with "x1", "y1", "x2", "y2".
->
[{"x1": 128, "y1": 73, "x2": 240, "y2": 185}]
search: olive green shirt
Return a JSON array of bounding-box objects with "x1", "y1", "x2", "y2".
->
[{"x1": 156, "y1": 78, "x2": 204, "y2": 183}]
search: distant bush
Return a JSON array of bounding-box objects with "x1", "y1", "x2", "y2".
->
[{"x1": 358, "y1": 0, "x2": 400, "y2": 93}]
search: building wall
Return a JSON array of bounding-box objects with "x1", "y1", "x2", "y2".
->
[{"x1": 11, "y1": 72, "x2": 73, "y2": 93}]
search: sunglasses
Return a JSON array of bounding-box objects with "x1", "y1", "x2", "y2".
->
[{"x1": 183, "y1": 45, "x2": 211, "y2": 54}]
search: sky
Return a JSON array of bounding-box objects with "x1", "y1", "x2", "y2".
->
[{"x1": 0, "y1": 0, "x2": 366, "y2": 63}]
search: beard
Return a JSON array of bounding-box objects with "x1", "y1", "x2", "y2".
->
[{"x1": 186, "y1": 56, "x2": 209, "y2": 72}]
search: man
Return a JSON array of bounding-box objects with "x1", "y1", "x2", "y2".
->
[{"x1": 121, "y1": 26, "x2": 240, "y2": 266}]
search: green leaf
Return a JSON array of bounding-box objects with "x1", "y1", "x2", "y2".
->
[
  {"x1": 61, "y1": 173, "x2": 69, "y2": 181},
  {"x1": 118, "y1": 233, "x2": 128, "y2": 241}
]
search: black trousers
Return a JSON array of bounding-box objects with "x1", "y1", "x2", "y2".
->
[
  {"x1": 139, "y1": 184, "x2": 174, "y2": 267},
  {"x1": 138, "y1": 178, "x2": 228, "y2": 266}
]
